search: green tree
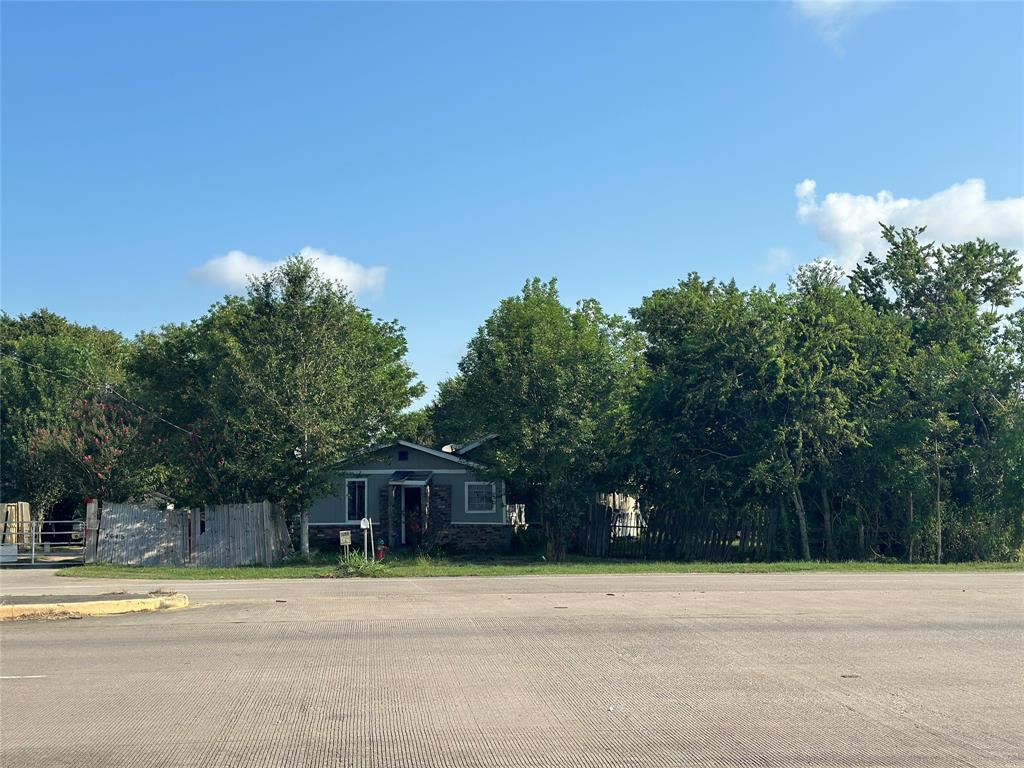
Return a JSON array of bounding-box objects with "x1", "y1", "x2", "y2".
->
[
  {"x1": 772, "y1": 262, "x2": 896, "y2": 560},
  {"x1": 1, "y1": 310, "x2": 136, "y2": 514},
  {"x1": 30, "y1": 396, "x2": 153, "y2": 505},
  {"x1": 433, "y1": 279, "x2": 637, "y2": 560},
  {"x1": 130, "y1": 256, "x2": 423, "y2": 554},
  {"x1": 393, "y1": 407, "x2": 437, "y2": 447},
  {"x1": 851, "y1": 226, "x2": 1024, "y2": 561},
  {"x1": 631, "y1": 276, "x2": 786, "y2": 559}
]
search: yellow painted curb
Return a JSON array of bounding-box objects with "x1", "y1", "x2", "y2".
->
[{"x1": 0, "y1": 594, "x2": 189, "y2": 620}]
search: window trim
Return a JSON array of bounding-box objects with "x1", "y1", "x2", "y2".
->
[
  {"x1": 465, "y1": 481, "x2": 497, "y2": 515},
  {"x1": 344, "y1": 478, "x2": 368, "y2": 524}
]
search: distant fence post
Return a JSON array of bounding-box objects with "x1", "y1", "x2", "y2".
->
[
  {"x1": 84, "y1": 500, "x2": 99, "y2": 563},
  {"x1": 187, "y1": 509, "x2": 199, "y2": 566}
]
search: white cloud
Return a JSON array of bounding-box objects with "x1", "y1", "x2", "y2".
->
[
  {"x1": 190, "y1": 250, "x2": 268, "y2": 288},
  {"x1": 760, "y1": 247, "x2": 794, "y2": 273},
  {"x1": 793, "y1": 0, "x2": 888, "y2": 44},
  {"x1": 795, "y1": 178, "x2": 1024, "y2": 269},
  {"x1": 191, "y1": 247, "x2": 387, "y2": 296}
]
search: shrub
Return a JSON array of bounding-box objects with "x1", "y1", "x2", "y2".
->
[
  {"x1": 511, "y1": 525, "x2": 546, "y2": 555},
  {"x1": 335, "y1": 552, "x2": 388, "y2": 577}
]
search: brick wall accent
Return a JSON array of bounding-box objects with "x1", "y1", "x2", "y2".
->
[
  {"x1": 436, "y1": 524, "x2": 513, "y2": 552},
  {"x1": 309, "y1": 525, "x2": 360, "y2": 553},
  {"x1": 427, "y1": 483, "x2": 512, "y2": 553},
  {"x1": 429, "y1": 484, "x2": 452, "y2": 528}
]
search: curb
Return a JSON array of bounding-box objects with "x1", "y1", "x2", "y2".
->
[{"x1": 0, "y1": 593, "x2": 189, "y2": 620}]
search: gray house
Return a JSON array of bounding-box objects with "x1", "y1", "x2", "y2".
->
[{"x1": 308, "y1": 439, "x2": 512, "y2": 552}]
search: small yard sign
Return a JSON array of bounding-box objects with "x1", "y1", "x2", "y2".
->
[{"x1": 339, "y1": 529, "x2": 352, "y2": 558}]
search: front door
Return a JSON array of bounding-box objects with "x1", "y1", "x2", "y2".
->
[{"x1": 402, "y1": 487, "x2": 422, "y2": 548}]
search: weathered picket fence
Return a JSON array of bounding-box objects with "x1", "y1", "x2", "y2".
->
[
  {"x1": 87, "y1": 501, "x2": 292, "y2": 567},
  {"x1": 575, "y1": 495, "x2": 780, "y2": 561}
]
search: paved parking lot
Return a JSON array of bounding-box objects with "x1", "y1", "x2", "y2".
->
[{"x1": 1, "y1": 569, "x2": 1022, "y2": 767}]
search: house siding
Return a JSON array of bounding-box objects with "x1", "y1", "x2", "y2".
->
[{"x1": 308, "y1": 441, "x2": 509, "y2": 552}]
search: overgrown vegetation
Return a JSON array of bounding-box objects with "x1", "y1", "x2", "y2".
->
[
  {"x1": 334, "y1": 552, "x2": 389, "y2": 577},
  {"x1": 5, "y1": 226, "x2": 1023, "y2": 564},
  {"x1": 431, "y1": 228, "x2": 1023, "y2": 563}
]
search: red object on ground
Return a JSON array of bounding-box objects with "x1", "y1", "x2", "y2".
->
[{"x1": 375, "y1": 544, "x2": 387, "y2": 562}]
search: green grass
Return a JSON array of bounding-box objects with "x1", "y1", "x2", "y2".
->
[
  {"x1": 56, "y1": 554, "x2": 1024, "y2": 580},
  {"x1": 56, "y1": 562, "x2": 339, "y2": 580}
]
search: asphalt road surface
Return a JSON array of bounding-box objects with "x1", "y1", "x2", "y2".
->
[{"x1": 1, "y1": 569, "x2": 1022, "y2": 767}]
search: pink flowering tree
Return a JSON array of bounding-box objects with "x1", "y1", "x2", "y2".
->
[{"x1": 30, "y1": 396, "x2": 151, "y2": 505}]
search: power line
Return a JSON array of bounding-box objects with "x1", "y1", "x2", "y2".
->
[{"x1": 0, "y1": 351, "x2": 193, "y2": 435}]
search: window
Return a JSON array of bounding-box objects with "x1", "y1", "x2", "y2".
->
[
  {"x1": 345, "y1": 479, "x2": 367, "y2": 523},
  {"x1": 466, "y1": 482, "x2": 496, "y2": 513},
  {"x1": 398, "y1": 450, "x2": 409, "y2": 462}
]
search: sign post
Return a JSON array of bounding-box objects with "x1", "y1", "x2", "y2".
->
[
  {"x1": 360, "y1": 517, "x2": 370, "y2": 561},
  {"x1": 338, "y1": 529, "x2": 351, "y2": 559}
]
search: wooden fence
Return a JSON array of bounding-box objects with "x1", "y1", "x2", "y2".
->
[
  {"x1": 191, "y1": 502, "x2": 292, "y2": 567},
  {"x1": 1, "y1": 502, "x2": 31, "y2": 545},
  {"x1": 88, "y1": 501, "x2": 292, "y2": 567},
  {"x1": 94, "y1": 504, "x2": 188, "y2": 566},
  {"x1": 576, "y1": 497, "x2": 780, "y2": 561}
]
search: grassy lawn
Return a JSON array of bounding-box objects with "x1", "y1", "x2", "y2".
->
[{"x1": 55, "y1": 555, "x2": 1024, "y2": 580}]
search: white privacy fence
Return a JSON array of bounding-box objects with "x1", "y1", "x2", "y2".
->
[{"x1": 86, "y1": 501, "x2": 292, "y2": 567}]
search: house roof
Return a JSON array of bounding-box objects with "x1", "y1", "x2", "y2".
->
[
  {"x1": 336, "y1": 439, "x2": 485, "y2": 470},
  {"x1": 395, "y1": 440, "x2": 485, "y2": 468},
  {"x1": 454, "y1": 434, "x2": 499, "y2": 456},
  {"x1": 387, "y1": 471, "x2": 433, "y2": 487}
]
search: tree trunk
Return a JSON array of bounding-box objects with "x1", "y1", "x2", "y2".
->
[
  {"x1": 537, "y1": 488, "x2": 565, "y2": 562},
  {"x1": 765, "y1": 498, "x2": 781, "y2": 561},
  {"x1": 545, "y1": 519, "x2": 566, "y2": 562},
  {"x1": 300, "y1": 431, "x2": 311, "y2": 557},
  {"x1": 790, "y1": 487, "x2": 811, "y2": 561},
  {"x1": 907, "y1": 493, "x2": 914, "y2": 564},
  {"x1": 820, "y1": 485, "x2": 834, "y2": 560},
  {"x1": 935, "y1": 440, "x2": 942, "y2": 565},
  {"x1": 300, "y1": 507, "x2": 310, "y2": 556}
]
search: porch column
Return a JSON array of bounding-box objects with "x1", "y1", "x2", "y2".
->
[
  {"x1": 424, "y1": 484, "x2": 431, "y2": 534},
  {"x1": 387, "y1": 486, "x2": 396, "y2": 547}
]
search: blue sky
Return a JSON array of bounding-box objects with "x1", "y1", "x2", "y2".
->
[{"x1": 3, "y1": 1, "x2": 1022, "y2": 401}]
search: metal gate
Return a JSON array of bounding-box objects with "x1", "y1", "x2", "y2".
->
[{"x1": 0, "y1": 517, "x2": 86, "y2": 565}]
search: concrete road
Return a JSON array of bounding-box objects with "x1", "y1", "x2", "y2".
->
[{"x1": 1, "y1": 569, "x2": 1022, "y2": 767}]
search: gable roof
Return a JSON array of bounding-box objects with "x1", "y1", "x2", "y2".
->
[
  {"x1": 393, "y1": 438, "x2": 485, "y2": 468},
  {"x1": 337, "y1": 439, "x2": 485, "y2": 470},
  {"x1": 454, "y1": 434, "x2": 499, "y2": 456}
]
